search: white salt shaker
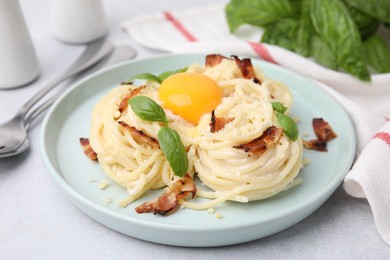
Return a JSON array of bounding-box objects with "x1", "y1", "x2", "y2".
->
[
  {"x1": 50, "y1": 0, "x2": 108, "y2": 44},
  {"x1": 0, "y1": 0, "x2": 39, "y2": 89}
]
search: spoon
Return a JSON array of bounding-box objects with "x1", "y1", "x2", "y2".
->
[
  {"x1": 0, "y1": 44, "x2": 137, "y2": 158},
  {"x1": 0, "y1": 39, "x2": 113, "y2": 158}
]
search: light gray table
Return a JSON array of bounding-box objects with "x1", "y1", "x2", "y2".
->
[{"x1": 1, "y1": 0, "x2": 389, "y2": 259}]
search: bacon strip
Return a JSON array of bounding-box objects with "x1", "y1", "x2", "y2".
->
[
  {"x1": 205, "y1": 54, "x2": 229, "y2": 67},
  {"x1": 302, "y1": 139, "x2": 327, "y2": 152},
  {"x1": 135, "y1": 174, "x2": 197, "y2": 215},
  {"x1": 231, "y1": 55, "x2": 261, "y2": 84},
  {"x1": 118, "y1": 85, "x2": 146, "y2": 113},
  {"x1": 120, "y1": 81, "x2": 133, "y2": 85},
  {"x1": 234, "y1": 126, "x2": 283, "y2": 153},
  {"x1": 118, "y1": 121, "x2": 160, "y2": 149},
  {"x1": 303, "y1": 118, "x2": 337, "y2": 152},
  {"x1": 79, "y1": 138, "x2": 98, "y2": 161},
  {"x1": 209, "y1": 110, "x2": 234, "y2": 133},
  {"x1": 313, "y1": 118, "x2": 337, "y2": 141}
]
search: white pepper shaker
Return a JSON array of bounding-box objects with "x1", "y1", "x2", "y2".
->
[
  {"x1": 50, "y1": 0, "x2": 108, "y2": 44},
  {"x1": 0, "y1": 0, "x2": 39, "y2": 89}
]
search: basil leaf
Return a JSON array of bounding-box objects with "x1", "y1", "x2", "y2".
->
[
  {"x1": 127, "y1": 73, "x2": 162, "y2": 84},
  {"x1": 127, "y1": 67, "x2": 188, "y2": 84},
  {"x1": 129, "y1": 96, "x2": 189, "y2": 177},
  {"x1": 158, "y1": 127, "x2": 189, "y2": 177},
  {"x1": 271, "y1": 102, "x2": 288, "y2": 113},
  {"x1": 276, "y1": 113, "x2": 299, "y2": 141},
  {"x1": 225, "y1": 0, "x2": 298, "y2": 32},
  {"x1": 311, "y1": 0, "x2": 371, "y2": 82},
  {"x1": 344, "y1": 0, "x2": 390, "y2": 23},
  {"x1": 158, "y1": 67, "x2": 188, "y2": 82},
  {"x1": 363, "y1": 35, "x2": 390, "y2": 73},
  {"x1": 346, "y1": 3, "x2": 380, "y2": 40},
  {"x1": 310, "y1": 35, "x2": 338, "y2": 70},
  {"x1": 261, "y1": 18, "x2": 299, "y2": 51},
  {"x1": 294, "y1": 0, "x2": 314, "y2": 57},
  {"x1": 128, "y1": 96, "x2": 168, "y2": 125}
]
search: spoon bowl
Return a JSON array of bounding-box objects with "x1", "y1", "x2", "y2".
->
[{"x1": 0, "y1": 114, "x2": 27, "y2": 156}]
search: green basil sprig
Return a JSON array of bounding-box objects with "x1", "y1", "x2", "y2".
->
[
  {"x1": 271, "y1": 101, "x2": 288, "y2": 113},
  {"x1": 126, "y1": 67, "x2": 187, "y2": 84},
  {"x1": 158, "y1": 127, "x2": 189, "y2": 177},
  {"x1": 225, "y1": 0, "x2": 390, "y2": 82},
  {"x1": 129, "y1": 96, "x2": 169, "y2": 125},
  {"x1": 127, "y1": 73, "x2": 162, "y2": 83},
  {"x1": 272, "y1": 101, "x2": 298, "y2": 141},
  {"x1": 128, "y1": 96, "x2": 189, "y2": 177},
  {"x1": 158, "y1": 67, "x2": 188, "y2": 82},
  {"x1": 276, "y1": 113, "x2": 299, "y2": 141}
]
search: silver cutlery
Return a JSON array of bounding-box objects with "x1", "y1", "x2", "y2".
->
[
  {"x1": 0, "y1": 39, "x2": 114, "y2": 158},
  {"x1": 24, "y1": 44, "x2": 137, "y2": 129}
]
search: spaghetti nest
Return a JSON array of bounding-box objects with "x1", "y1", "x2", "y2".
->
[{"x1": 88, "y1": 56, "x2": 303, "y2": 209}]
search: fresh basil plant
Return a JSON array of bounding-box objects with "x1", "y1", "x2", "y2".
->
[{"x1": 225, "y1": 0, "x2": 390, "y2": 81}]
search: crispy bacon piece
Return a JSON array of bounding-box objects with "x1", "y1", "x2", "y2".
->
[
  {"x1": 118, "y1": 85, "x2": 146, "y2": 113},
  {"x1": 135, "y1": 174, "x2": 197, "y2": 215},
  {"x1": 303, "y1": 118, "x2": 337, "y2": 152},
  {"x1": 209, "y1": 110, "x2": 234, "y2": 133},
  {"x1": 234, "y1": 126, "x2": 283, "y2": 153},
  {"x1": 120, "y1": 81, "x2": 133, "y2": 85},
  {"x1": 79, "y1": 138, "x2": 98, "y2": 161},
  {"x1": 303, "y1": 139, "x2": 327, "y2": 152},
  {"x1": 205, "y1": 54, "x2": 229, "y2": 67},
  {"x1": 313, "y1": 118, "x2": 337, "y2": 141},
  {"x1": 118, "y1": 121, "x2": 160, "y2": 149},
  {"x1": 231, "y1": 55, "x2": 261, "y2": 84}
]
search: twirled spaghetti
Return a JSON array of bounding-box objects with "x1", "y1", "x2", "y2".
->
[{"x1": 87, "y1": 55, "x2": 303, "y2": 211}]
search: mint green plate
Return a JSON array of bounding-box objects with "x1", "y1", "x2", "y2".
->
[{"x1": 40, "y1": 53, "x2": 356, "y2": 247}]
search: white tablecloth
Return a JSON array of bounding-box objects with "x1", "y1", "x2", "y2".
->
[{"x1": 1, "y1": 0, "x2": 389, "y2": 259}]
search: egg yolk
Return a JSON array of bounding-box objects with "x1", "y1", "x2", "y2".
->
[{"x1": 158, "y1": 72, "x2": 222, "y2": 124}]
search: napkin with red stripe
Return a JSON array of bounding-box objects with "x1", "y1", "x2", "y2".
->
[{"x1": 121, "y1": 4, "x2": 390, "y2": 245}]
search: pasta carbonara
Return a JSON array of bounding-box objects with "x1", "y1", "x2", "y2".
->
[{"x1": 88, "y1": 54, "x2": 303, "y2": 211}]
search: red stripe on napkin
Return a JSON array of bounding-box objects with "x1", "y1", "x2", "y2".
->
[
  {"x1": 164, "y1": 12, "x2": 197, "y2": 42},
  {"x1": 374, "y1": 132, "x2": 390, "y2": 146},
  {"x1": 248, "y1": 41, "x2": 277, "y2": 64}
]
